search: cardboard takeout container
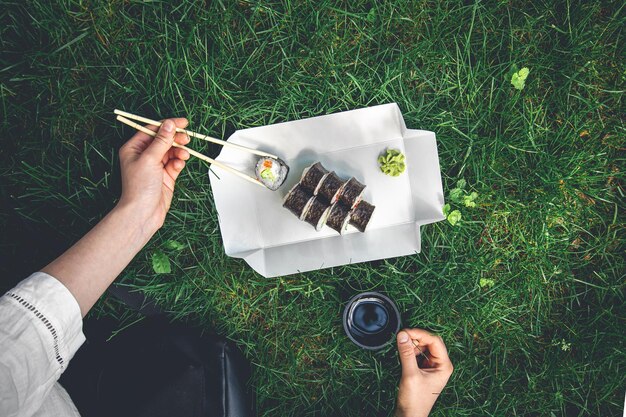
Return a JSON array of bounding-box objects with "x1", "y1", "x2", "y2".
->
[{"x1": 209, "y1": 103, "x2": 445, "y2": 277}]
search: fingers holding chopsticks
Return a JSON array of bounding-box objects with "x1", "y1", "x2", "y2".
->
[
  {"x1": 117, "y1": 112, "x2": 267, "y2": 188},
  {"x1": 120, "y1": 117, "x2": 189, "y2": 162},
  {"x1": 161, "y1": 131, "x2": 191, "y2": 168},
  {"x1": 164, "y1": 147, "x2": 191, "y2": 165},
  {"x1": 140, "y1": 118, "x2": 190, "y2": 194},
  {"x1": 144, "y1": 118, "x2": 189, "y2": 163},
  {"x1": 120, "y1": 117, "x2": 190, "y2": 193},
  {"x1": 162, "y1": 127, "x2": 191, "y2": 192}
]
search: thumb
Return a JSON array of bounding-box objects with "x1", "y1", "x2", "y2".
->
[
  {"x1": 144, "y1": 119, "x2": 176, "y2": 161},
  {"x1": 397, "y1": 331, "x2": 419, "y2": 379}
]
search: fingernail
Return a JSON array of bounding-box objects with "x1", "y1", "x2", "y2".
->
[
  {"x1": 398, "y1": 332, "x2": 409, "y2": 344},
  {"x1": 162, "y1": 120, "x2": 174, "y2": 132}
]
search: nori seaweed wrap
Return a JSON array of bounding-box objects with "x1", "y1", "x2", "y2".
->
[
  {"x1": 337, "y1": 177, "x2": 366, "y2": 209},
  {"x1": 303, "y1": 196, "x2": 331, "y2": 230},
  {"x1": 284, "y1": 162, "x2": 374, "y2": 233},
  {"x1": 349, "y1": 200, "x2": 375, "y2": 232},
  {"x1": 318, "y1": 172, "x2": 345, "y2": 203},
  {"x1": 283, "y1": 184, "x2": 313, "y2": 219},
  {"x1": 300, "y1": 162, "x2": 329, "y2": 194},
  {"x1": 326, "y1": 203, "x2": 351, "y2": 234}
]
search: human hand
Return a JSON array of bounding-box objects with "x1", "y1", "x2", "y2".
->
[
  {"x1": 117, "y1": 118, "x2": 191, "y2": 238},
  {"x1": 395, "y1": 329, "x2": 453, "y2": 417}
]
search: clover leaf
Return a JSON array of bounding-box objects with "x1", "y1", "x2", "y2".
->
[
  {"x1": 511, "y1": 67, "x2": 530, "y2": 90},
  {"x1": 447, "y1": 210, "x2": 462, "y2": 226},
  {"x1": 152, "y1": 250, "x2": 171, "y2": 274},
  {"x1": 164, "y1": 240, "x2": 186, "y2": 251}
]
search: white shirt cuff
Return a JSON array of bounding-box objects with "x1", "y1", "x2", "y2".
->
[{"x1": 4, "y1": 272, "x2": 86, "y2": 369}]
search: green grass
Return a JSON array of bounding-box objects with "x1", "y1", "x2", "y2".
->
[{"x1": 1, "y1": 0, "x2": 624, "y2": 415}]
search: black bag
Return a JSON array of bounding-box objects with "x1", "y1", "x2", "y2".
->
[{"x1": 60, "y1": 286, "x2": 255, "y2": 417}]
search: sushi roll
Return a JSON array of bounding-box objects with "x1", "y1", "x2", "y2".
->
[
  {"x1": 283, "y1": 184, "x2": 313, "y2": 219},
  {"x1": 318, "y1": 172, "x2": 345, "y2": 203},
  {"x1": 303, "y1": 196, "x2": 331, "y2": 231},
  {"x1": 326, "y1": 203, "x2": 351, "y2": 234},
  {"x1": 337, "y1": 177, "x2": 366, "y2": 209},
  {"x1": 349, "y1": 200, "x2": 375, "y2": 232},
  {"x1": 255, "y1": 157, "x2": 289, "y2": 191},
  {"x1": 300, "y1": 162, "x2": 329, "y2": 194}
]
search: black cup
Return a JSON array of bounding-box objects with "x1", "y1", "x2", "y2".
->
[{"x1": 343, "y1": 292, "x2": 401, "y2": 350}]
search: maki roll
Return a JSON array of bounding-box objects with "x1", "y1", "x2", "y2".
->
[
  {"x1": 282, "y1": 162, "x2": 374, "y2": 234},
  {"x1": 255, "y1": 157, "x2": 289, "y2": 191},
  {"x1": 349, "y1": 200, "x2": 375, "y2": 232},
  {"x1": 318, "y1": 172, "x2": 345, "y2": 203},
  {"x1": 283, "y1": 184, "x2": 313, "y2": 219},
  {"x1": 337, "y1": 177, "x2": 366, "y2": 209},
  {"x1": 300, "y1": 162, "x2": 329, "y2": 194},
  {"x1": 303, "y1": 196, "x2": 331, "y2": 231},
  {"x1": 326, "y1": 203, "x2": 351, "y2": 234}
]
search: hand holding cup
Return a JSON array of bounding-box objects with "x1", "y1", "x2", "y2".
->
[{"x1": 395, "y1": 328, "x2": 453, "y2": 417}]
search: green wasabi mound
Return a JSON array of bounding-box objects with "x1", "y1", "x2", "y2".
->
[{"x1": 378, "y1": 149, "x2": 406, "y2": 177}]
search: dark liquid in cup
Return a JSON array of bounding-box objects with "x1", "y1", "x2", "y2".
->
[
  {"x1": 353, "y1": 302, "x2": 389, "y2": 334},
  {"x1": 343, "y1": 293, "x2": 400, "y2": 350}
]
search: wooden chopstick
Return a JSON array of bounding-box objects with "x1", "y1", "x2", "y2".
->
[
  {"x1": 115, "y1": 115, "x2": 265, "y2": 188},
  {"x1": 113, "y1": 109, "x2": 279, "y2": 159}
]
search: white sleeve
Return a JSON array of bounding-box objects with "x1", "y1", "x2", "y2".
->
[{"x1": 0, "y1": 272, "x2": 86, "y2": 417}]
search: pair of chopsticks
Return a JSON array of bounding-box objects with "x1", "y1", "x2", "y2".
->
[{"x1": 114, "y1": 109, "x2": 274, "y2": 187}]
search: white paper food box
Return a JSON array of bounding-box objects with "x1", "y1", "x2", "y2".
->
[{"x1": 209, "y1": 103, "x2": 445, "y2": 277}]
